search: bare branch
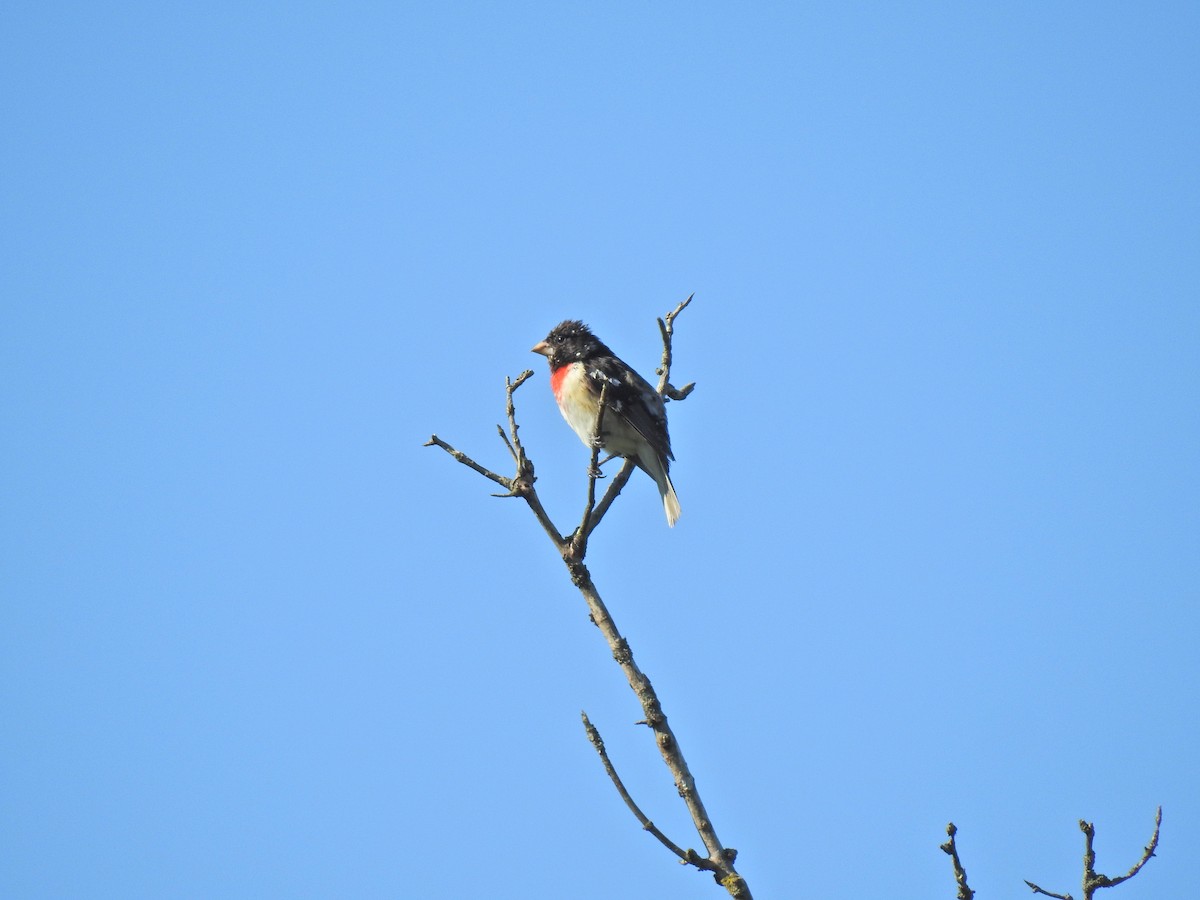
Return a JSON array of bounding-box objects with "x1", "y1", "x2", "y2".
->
[
  {"x1": 664, "y1": 381, "x2": 696, "y2": 401},
  {"x1": 939, "y1": 823, "x2": 975, "y2": 900},
  {"x1": 496, "y1": 423, "x2": 518, "y2": 464},
  {"x1": 503, "y1": 370, "x2": 534, "y2": 466},
  {"x1": 425, "y1": 372, "x2": 566, "y2": 551},
  {"x1": 581, "y1": 712, "x2": 696, "y2": 865},
  {"x1": 522, "y1": 484, "x2": 569, "y2": 550},
  {"x1": 423, "y1": 435, "x2": 512, "y2": 492},
  {"x1": 1082, "y1": 807, "x2": 1161, "y2": 898},
  {"x1": 1025, "y1": 880, "x2": 1073, "y2": 900},
  {"x1": 656, "y1": 292, "x2": 695, "y2": 397},
  {"x1": 584, "y1": 459, "x2": 636, "y2": 535},
  {"x1": 1024, "y1": 807, "x2": 1161, "y2": 900},
  {"x1": 572, "y1": 383, "x2": 610, "y2": 558},
  {"x1": 1099, "y1": 805, "x2": 1161, "y2": 888},
  {"x1": 564, "y1": 559, "x2": 749, "y2": 897}
]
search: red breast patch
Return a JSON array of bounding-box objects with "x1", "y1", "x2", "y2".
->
[{"x1": 550, "y1": 364, "x2": 570, "y2": 399}]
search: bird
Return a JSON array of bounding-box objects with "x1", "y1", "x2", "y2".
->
[{"x1": 532, "y1": 320, "x2": 681, "y2": 527}]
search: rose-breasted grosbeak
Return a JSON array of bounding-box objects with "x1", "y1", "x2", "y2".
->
[{"x1": 532, "y1": 320, "x2": 681, "y2": 527}]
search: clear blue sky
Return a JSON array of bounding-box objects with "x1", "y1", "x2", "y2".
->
[{"x1": 3, "y1": 3, "x2": 1197, "y2": 898}]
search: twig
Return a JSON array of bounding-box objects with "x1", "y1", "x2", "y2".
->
[
  {"x1": 502, "y1": 370, "x2": 534, "y2": 465},
  {"x1": 585, "y1": 459, "x2": 636, "y2": 534},
  {"x1": 1025, "y1": 881, "x2": 1073, "y2": 900},
  {"x1": 423, "y1": 435, "x2": 511, "y2": 491},
  {"x1": 939, "y1": 823, "x2": 975, "y2": 900},
  {"x1": 572, "y1": 383, "x2": 610, "y2": 559},
  {"x1": 1082, "y1": 807, "x2": 1161, "y2": 898},
  {"x1": 1024, "y1": 807, "x2": 1161, "y2": 900},
  {"x1": 425, "y1": 370, "x2": 565, "y2": 552},
  {"x1": 581, "y1": 712, "x2": 698, "y2": 866},
  {"x1": 657, "y1": 292, "x2": 696, "y2": 399}
]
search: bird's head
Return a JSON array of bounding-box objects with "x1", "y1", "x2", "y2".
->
[{"x1": 531, "y1": 320, "x2": 610, "y2": 369}]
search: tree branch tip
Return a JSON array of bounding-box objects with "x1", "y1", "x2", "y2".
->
[
  {"x1": 664, "y1": 381, "x2": 695, "y2": 401},
  {"x1": 666, "y1": 292, "x2": 695, "y2": 322},
  {"x1": 1024, "y1": 881, "x2": 1073, "y2": 900},
  {"x1": 506, "y1": 368, "x2": 535, "y2": 390}
]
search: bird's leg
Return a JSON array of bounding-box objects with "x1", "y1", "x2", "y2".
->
[
  {"x1": 588, "y1": 450, "x2": 620, "y2": 480},
  {"x1": 587, "y1": 454, "x2": 607, "y2": 480}
]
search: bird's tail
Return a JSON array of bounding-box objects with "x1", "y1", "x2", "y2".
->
[
  {"x1": 639, "y1": 450, "x2": 681, "y2": 527},
  {"x1": 661, "y1": 471, "x2": 681, "y2": 528}
]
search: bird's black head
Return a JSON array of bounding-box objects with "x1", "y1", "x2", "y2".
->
[{"x1": 531, "y1": 320, "x2": 611, "y2": 369}]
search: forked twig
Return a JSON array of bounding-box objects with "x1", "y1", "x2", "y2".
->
[
  {"x1": 424, "y1": 367, "x2": 564, "y2": 551},
  {"x1": 1082, "y1": 806, "x2": 1161, "y2": 893},
  {"x1": 1021, "y1": 806, "x2": 1161, "y2": 900}
]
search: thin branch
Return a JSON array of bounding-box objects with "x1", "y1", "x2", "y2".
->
[
  {"x1": 581, "y1": 712, "x2": 697, "y2": 866},
  {"x1": 657, "y1": 292, "x2": 696, "y2": 398},
  {"x1": 425, "y1": 371, "x2": 566, "y2": 551},
  {"x1": 1025, "y1": 881, "x2": 1073, "y2": 900},
  {"x1": 496, "y1": 422, "x2": 519, "y2": 465},
  {"x1": 939, "y1": 823, "x2": 975, "y2": 900},
  {"x1": 423, "y1": 435, "x2": 512, "y2": 491},
  {"x1": 584, "y1": 459, "x2": 636, "y2": 535},
  {"x1": 503, "y1": 370, "x2": 534, "y2": 465},
  {"x1": 1082, "y1": 806, "x2": 1161, "y2": 898},
  {"x1": 1024, "y1": 807, "x2": 1161, "y2": 900},
  {"x1": 572, "y1": 383, "x2": 610, "y2": 558}
]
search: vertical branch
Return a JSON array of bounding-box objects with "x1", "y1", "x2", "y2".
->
[
  {"x1": 573, "y1": 383, "x2": 609, "y2": 558},
  {"x1": 940, "y1": 823, "x2": 975, "y2": 900},
  {"x1": 657, "y1": 293, "x2": 696, "y2": 400}
]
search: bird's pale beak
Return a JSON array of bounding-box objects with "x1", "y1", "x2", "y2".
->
[{"x1": 531, "y1": 340, "x2": 551, "y2": 356}]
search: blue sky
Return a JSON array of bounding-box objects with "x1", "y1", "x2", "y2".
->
[{"x1": 2, "y1": 3, "x2": 1197, "y2": 898}]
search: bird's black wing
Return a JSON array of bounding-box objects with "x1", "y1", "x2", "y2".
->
[{"x1": 582, "y1": 354, "x2": 674, "y2": 463}]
